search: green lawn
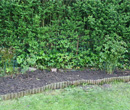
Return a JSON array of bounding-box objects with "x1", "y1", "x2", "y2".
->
[{"x1": 0, "y1": 82, "x2": 130, "y2": 110}]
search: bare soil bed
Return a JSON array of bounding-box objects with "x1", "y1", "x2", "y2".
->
[{"x1": 0, "y1": 69, "x2": 130, "y2": 95}]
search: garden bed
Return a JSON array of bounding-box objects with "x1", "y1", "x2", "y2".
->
[{"x1": 0, "y1": 69, "x2": 130, "y2": 95}]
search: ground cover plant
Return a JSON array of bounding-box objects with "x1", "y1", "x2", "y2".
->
[
  {"x1": 0, "y1": 82, "x2": 130, "y2": 110},
  {"x1": 0, "y1": 0, "x2": 130, "y2": 75}
]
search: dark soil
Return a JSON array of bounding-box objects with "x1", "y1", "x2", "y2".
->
[{"x1": 0, "y1": 69, "x2": 130, "y2": 95}]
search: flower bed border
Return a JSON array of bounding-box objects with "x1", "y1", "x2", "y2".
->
[{"x1": 0, "y1": 75, "x2": 130, "y2": 100}]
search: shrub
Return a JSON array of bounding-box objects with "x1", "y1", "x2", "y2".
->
[{"x1": 97, "y1": 34, "x2": 127, "y2": 74}]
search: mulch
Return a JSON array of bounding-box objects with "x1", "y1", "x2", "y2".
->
[{"x1": 0, "y1": 69, "x2": 130, "y2": 95}]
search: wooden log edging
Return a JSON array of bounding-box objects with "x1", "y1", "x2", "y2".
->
[{"x1": 0, "y1": 76, "x2": 130, "y2": 100}]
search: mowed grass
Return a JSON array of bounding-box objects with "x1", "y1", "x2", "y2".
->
[{"x1": 0, "y1": 82, "x2": 130, "y2": 110}]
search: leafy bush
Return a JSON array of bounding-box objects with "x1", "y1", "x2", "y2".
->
[{"x1": 97, "y1": 34, "x2": 127, "y2": 74}]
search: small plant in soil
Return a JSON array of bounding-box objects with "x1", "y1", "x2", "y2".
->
[{"x1": 0, "y1": 47, "x2": 17, "y2": 77}]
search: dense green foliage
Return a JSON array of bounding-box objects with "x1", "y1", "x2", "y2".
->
[{"x1": 0, "y1": 0, "x2": 130, "y2": 74}]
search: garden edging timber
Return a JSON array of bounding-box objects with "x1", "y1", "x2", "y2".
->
[{"x1": 0, "y1": 75, "x2": 130, "y2": 100}]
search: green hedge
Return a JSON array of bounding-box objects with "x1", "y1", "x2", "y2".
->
[{"x1": 0, "y1": 0, "x2": 130, "y2": 73}]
